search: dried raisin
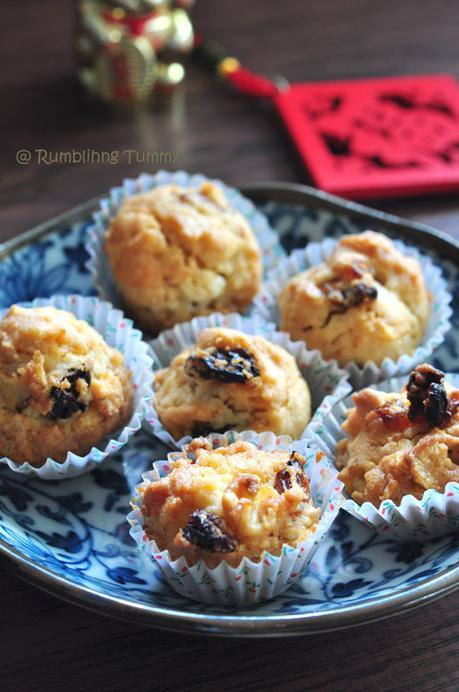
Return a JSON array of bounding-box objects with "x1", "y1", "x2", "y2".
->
[
  {"x1": 49, "y1": 368, "x2": 91, "y2": 420},
  {"x1": 182, "y1": 509, "x2": 237, "y2": 553},
  {"x1": 424, "y1": 382, "x2": 450, "y2": 427},
  {"x1": 275, "y1": 452, "x2": 310, "y2": 494},
  {"x1": 185, "y1": 347, "x2": 260, "y2": 384},
  {"x1": 274, "y1": 468, "x2": 292, "y2": 494},
  {"x1": 322, "y1": 281, "x2": 377, "y2": 326},
  {"x1": 287, "y1": 452, "x2": 310, "y2": 491},
  {"x1": 407, "y1": 364, "x2": 452, "y2": 427}
]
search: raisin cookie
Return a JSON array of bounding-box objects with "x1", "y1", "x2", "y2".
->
[
  {"x1": 278, "y1": 231, "x2": 430, "y2": 367},
  {"x1": 139, "y1": 438, "x2": 320, "y2": 568},
  {"x1": 0, "y1": 305, "x2": 132, "y2": 466},
  {"x1": 154, "y1": 327, "x2": 312, "y2": 439},
  {"x1": 105, "y1": 182, "x2": 262, "y2": 333},
  {"x1": 337, "y1": 364, "x2": 459, "y2": 505}
]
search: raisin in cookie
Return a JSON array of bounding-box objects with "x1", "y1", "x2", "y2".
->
[
  {"x1": 278, "y1": 231, "x2": 430, "y2": 367},
  {"x1": 154, "y1": 327, "x2": 311, "y2": 439},
  {"x1": 337, "y1": 364, "x2": 459, "y2": 505},
  {"x1": 139, "y1": 439, "x2": 320, "y2": 567},
  {"x1": 105, "y1": 182, "x2": 262, "y2": 333},
  {"x1": 0, "y1": 305, "x2": 132, "y2": 466}
]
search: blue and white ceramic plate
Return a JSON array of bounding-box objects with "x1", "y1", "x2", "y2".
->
[{"x1": 0, "y1": 183, "x2": 458, "y2": 637}]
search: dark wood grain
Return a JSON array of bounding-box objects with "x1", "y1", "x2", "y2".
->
[
  {"x1": 0, "y1": 1, "x2": 458, "y2": 690},
  {"x1": 1, "y1": 0, "x2": 459, "y2": 239},
  {"x1": 1, "y1": 577, "x2": 458, "y2": 692}
]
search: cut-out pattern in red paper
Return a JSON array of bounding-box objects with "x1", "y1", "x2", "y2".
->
[{"x1": 275, "y1": 74, "x2": 459, "y2": 199}]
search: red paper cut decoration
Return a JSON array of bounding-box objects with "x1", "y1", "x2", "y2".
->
[{"x1": 274, "y1": 74, "x2": 459, "y2": 199}]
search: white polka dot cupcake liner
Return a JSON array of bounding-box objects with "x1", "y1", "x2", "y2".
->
[
  {"x1": 306, "y1": 373, "x2": 459, "y2": 541},
  {"x1": 145, "y1": 311, "x2": 350, "y2": 449},
  {"x1": 127, "y1": 430, "x2": 343, "y2": 606},
  {"x1": 85, "y1": 169, "x2": 285, "y2": 313},
  {"x1": 252, "y1": 235, "x2": 452, "y2": 389},
  {"x1": 0, "y1": 294, "x2": 153, "y2": 480}
]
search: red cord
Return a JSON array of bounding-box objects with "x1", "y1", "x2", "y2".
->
[
  {"x1": 226, "y1": 66, "x2": 279, "y2": 99},
  {"x1": 193, "y1": 35, "x2": 280, "y2": 99}
]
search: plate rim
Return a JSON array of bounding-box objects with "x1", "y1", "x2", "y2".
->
[
  {"x1": 1, "y1": 535, "x2": 458, "y2": 637},
  {"x1": 0, "y1": 180, "x2": 458, "y2": 637}
]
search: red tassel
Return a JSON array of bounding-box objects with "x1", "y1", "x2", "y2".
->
[
  {"x1": 226, "y1": 66, "x2": 279, "y2": 100},
  {"x1": 193, "y1": 36, "x2": 279, "y2": 100}
]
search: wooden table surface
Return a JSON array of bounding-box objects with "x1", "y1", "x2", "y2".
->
[{"x1": 0, "y1": 1, "x2": 458, "y2": 690}]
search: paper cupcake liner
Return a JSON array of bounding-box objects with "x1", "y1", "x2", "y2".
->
[
  {"x1": 307, "y1": 373, "x2": 459, "y2": 541},
  {"x1": 252, "y1": 235, "x2": 452, "y2": 389},
  {"x1": 0, "y1": 295, "x2": 153, "y2": 480},
  {"x1": 128, "y1": 430, "x2": 343, "y2": 605},
  {"x1": 145, "y1": 311, "x2": 350, "y2": 448},
  {"x1": 85, "y1": 169, "x2": 285, "y2": 312}
]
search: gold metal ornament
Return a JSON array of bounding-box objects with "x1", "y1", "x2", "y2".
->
[{"x1": 75, "y1": 0, "x2": 194, "y2": 104}]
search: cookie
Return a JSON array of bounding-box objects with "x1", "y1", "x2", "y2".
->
[
  {"x1": 337, "y1": 364, "x2": 459, "y2": 505},
  {"x1": 0, "y1": 305, "x2": 132, "y2": 466},
  {"x1": 278, "y1": 231, "x2": 430, "y2": 366},
  {"x1": 105, "y1": 182, "x2": 262, "y2": 333},
  {"x1": 139, "y1": 438, "x2": 320, "y2": 568},
  {"x1": 154, "y1": 327, "x2": 312, "y2": 439}
]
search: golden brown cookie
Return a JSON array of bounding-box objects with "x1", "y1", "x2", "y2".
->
[
  {"x1": 0, "y1": 305, "x2": 133, "y2": 466},
  {"x1": 139, "y1": 439, "x2": 320, "y2": 567},
  {"x1": 105, "y1": 182, "x2": 262, "y2": 333},
  {"x1": 336, "y1": 364, "x2": 459, "y2": 505},
  {"x1": 154, "y1": 327, "x2": 311, "y2": 439},
  {"x1": 278, "y1": 231, "x2": 430, "y2": 366}
]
